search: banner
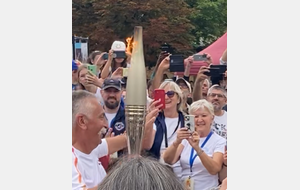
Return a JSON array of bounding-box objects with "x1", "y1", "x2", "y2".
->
[
  {"x1": 75, "y1": 42, "x2": 82, "y2": 61},
  {"x1": 80, "y1": 42, "x2": 88, "y2": 63},
  {"x1": 72, "y1": 36, "x2": 89, "y2": 63}
]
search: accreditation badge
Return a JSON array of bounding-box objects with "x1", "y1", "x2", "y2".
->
[{"x1": 183, "y1": 176, "x2": 194, "y2": 190}]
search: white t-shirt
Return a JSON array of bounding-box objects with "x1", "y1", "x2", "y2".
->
[
  {"x1": 146, "y1": 92, "x2": 152, "y2": 108},
  {"x1": 104, "y1": 112, "x2": 118, "y2": 158},
  {"x1": 211, "y1": 111, "x2": 227, "y2": 139},
  {"x1": 95, "y1": 87, "x2": 104, "y2": 106},
  {"x1": 72, "y1": 139, "x2": 109, "y2": 190},
  {"x1": 153, "y1": 117, "x2": 182, "y2": 179},
  {"x1": 180, "y1": 133, "x2": 226, "y2": 190},
  {"x1": 105, "y1": 112, "x2": 117, "y2": 128}
]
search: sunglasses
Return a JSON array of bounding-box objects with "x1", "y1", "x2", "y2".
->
[{"x1": 165, "y1": 91, "x2": 176, "y2": 98}]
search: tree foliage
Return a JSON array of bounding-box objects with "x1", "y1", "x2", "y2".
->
[
  {"x1": 188, "y1": 0, "x2": 227, "y2": 46},
  {"x1": 72, "y1": 0, "x2": 227, "y2": 67}
]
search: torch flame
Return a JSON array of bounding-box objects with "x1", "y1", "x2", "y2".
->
[{"x1": 126, "y1": 36, "x2": 133, "y2": 54}]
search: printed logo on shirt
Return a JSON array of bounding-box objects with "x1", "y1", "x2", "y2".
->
[
  {"x1": 114, "y1": 122, "x2": 125, "y2": 131},
  {"x1": 212, "y1": 122, "x2": 227, "y2": 139}
]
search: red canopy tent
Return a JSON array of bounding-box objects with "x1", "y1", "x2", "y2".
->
[{"x1": 178, "y1": 32, "x2": 227, "y2": 76}]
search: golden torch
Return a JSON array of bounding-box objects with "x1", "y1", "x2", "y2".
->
[{"x1": 125, "y1": 26, "x2": 147, "y2": 155}]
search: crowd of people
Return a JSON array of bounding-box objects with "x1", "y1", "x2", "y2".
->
[{"x1": 72, "y1": 40, "x2": 227, "y2": 190}]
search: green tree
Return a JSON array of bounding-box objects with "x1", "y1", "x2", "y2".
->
[
  {"x1": 73, "y1": 0, "x2": 196, "y2": 66},
  {"x1": 188, "y1": 0, "x2": 227, "y2": 46},
  {"x1": 72, "y1": 0, "x2": 227, "y2": 67},
  {"x1": 72, "y1": 0, "x2": 97, "y2": 37}
]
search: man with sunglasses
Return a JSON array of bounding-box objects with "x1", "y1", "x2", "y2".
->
[{"x1": 207, "y1": 85, "x2": 227, "y2": 139}]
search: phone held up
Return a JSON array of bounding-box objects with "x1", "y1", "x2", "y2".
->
[
  {"x1": 184, "y1": 115, "x2": 195, "y2": 132},
  {"x1": 160, "y1": 43, "x2": 173, "y2": 54},
  {"x1": 203, "y1": 65, "x2": 227, "y2": 77},
  {"x1": 102, "y1": 53, "x2": 109, "y2": 60},
  {"x1": 193, "y1": 54, "x2": 207, "y2": 61},
  {"x1": 169, "y1": 55, "x2": 185, "y2": 72},
  {"x1": 87, "y1": 65, "x2": 97, "y2": 76},
  {"x1": 153, "y1": 89, "x2": 165, "y2": 110},
  {"x1": 102, "y1": 51, "x2": 126, "y2": 60}
]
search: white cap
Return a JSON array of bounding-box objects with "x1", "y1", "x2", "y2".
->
[
  {"x1": 111, "y1": 41, "x2": 126, "y2": 51},
  {"x1": 175, "y1": 77, "x2": 192, "y2": 93}
]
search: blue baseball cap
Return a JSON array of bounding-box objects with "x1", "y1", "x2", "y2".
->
[{"x1": 72, "y1": 60, "x2": 78, "y2": 71}]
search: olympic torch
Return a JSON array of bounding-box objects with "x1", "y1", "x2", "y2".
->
[{"x1": 125, "y1": 26, "x2": 147, "y2": 155}]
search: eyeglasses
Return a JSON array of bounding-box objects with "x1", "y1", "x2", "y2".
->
[
  {"x1": 165, "y1": 91, "x2": 176, "y2": 98},
  {"x1": 209, "y1": 93, "x2": 225, "y2": 98}
]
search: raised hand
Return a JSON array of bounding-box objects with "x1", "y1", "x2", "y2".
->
[
  {"x1": 174, "y1": 128, "x2": 191, "y2": 145},
  {"x1": 158, "y1": 55, "x2": 171, "y2": 71},
  {"x1": 196, "y1": 66, "x2": 209, "y2": 82},
  {"x1": 187, "y1": 131, "x2": 200, "y2": 149}
]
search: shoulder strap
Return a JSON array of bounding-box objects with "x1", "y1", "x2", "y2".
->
[
  {"x1": 170, "y1": 117, "x2": 180, "y2": 137},
  {"x1": 164, "y1": 111, "x2": 185, "y2": 148},
  {"x1": 178, "y1": 111, "x2": 185, "y2": 128}
]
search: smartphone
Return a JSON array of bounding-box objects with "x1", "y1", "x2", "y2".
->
[
  {"x1": 122, "y1": 68, "x2": 129, "y2": 77},
  {"x1": 114, "y1": 51, "x2": 126, "y2": 58},
  {"x1": 169, "y1": 55, "x2": 184, "y2": 72},
  {"x1": 87, "y1": 65, "x2": 97, "y2": 75},
  {"x1": 102, "y1": 53, "x2": 108, "y2": 60},
  {"x1": 153, "y1": 89, "x2": 165, "y2": 110},
  {"x1": 210, "y1": 65, "x2": 227, "y2": 75},
  {"x1": 203, "y1": 68, "x2": 220, "y2": 77},
  {"x1": 184, "y1": 115, "x2": 195, "y2": 132},
  {"x1": 160, "y1": 43, "x2": 173, "y2": 53},
  {"x1": 193, "y1": 54, "x2": 207, "y2": 61}
]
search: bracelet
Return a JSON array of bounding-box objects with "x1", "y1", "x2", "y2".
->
[
  {"x1": 197, "y1": 148, "x2": 204, "y2": 155},
  {"x1": 223, "y1": 163, "x2": 227, "y2": 167}
]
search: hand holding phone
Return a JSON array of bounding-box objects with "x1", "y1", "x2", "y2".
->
[
  {"x1": 184, "y1": 115, "x2": 195, "y2": 132},
  {"x1": 87, "y1": 65, "x2": 97, "y2": 76},
  {"x1": 193, "y1": 54, "x2": 207, "y2": 61},
  {"x1": 160, "y1": 43, "x2": 173, "y2": 53},
  {"x1": 169, "y1": 55, "x2": 184, "y2": 72},
  {"x1": 102, "y1": 53, "x2": 109, "y2": 60},
  {"x1": 210, "y1": 65, "x2": 227, "y2": 75},
  {"x1": 154, "y1": 89, "x2": 165, "y2": 110},
  {"x1": 203, "y1": 68, "x2": 220, "y2": 77}
]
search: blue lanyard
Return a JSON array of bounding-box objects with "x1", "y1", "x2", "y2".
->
[{"x1": 189, "y1": 131, "x2": 213, "y2": 172}]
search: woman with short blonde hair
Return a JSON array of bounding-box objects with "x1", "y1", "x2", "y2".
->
[{"x1": 163, "y1": 99, "x2": 226, "y2": 190}]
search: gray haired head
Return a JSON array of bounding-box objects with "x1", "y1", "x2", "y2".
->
[
  {"x1": 98, "y1": 156, "x2": 185, "y2": 190},
  {"x1": 72, "y1": 90, "x2": 97, "y2": 127},
  {"x1": 207, "y1": 84, "x2": 227, "y2": 98}
]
